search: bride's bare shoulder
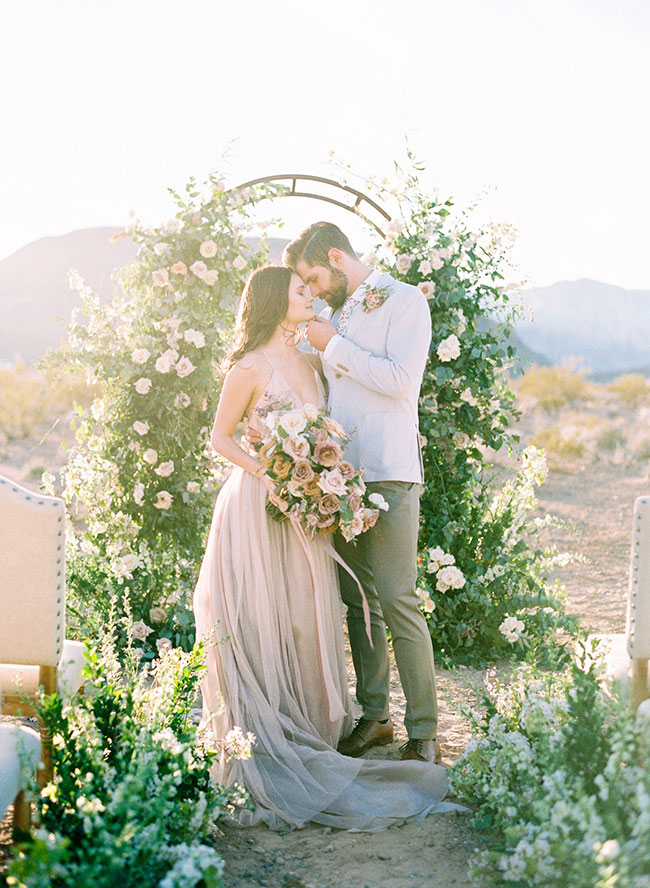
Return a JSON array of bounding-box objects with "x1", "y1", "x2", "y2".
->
[{"x1": 226, "y1": 351, "x2": 272, "y2": 389}]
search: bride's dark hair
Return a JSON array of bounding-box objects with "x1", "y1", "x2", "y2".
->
[{"x1": 225, "y1": 265, "x2": 292, "y2": 370}]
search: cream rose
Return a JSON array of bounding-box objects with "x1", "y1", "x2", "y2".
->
[
  {"x1": 418, "y1": 259, "x2": 432, "y2": 276},
  {"x1": 156, "y1": 637, "x2": 173, "y2": 654},
  {"x1": 149, "y1": 606, "x2": 167, "y2": 624},
  {"x1": 437, "y1": 334, "x2": 461, "y2": 362},
  {"x1": 184, "y1": 329, "x2": 206, "y2": 348},
  {"x1": 174, "y1": 392, "x2": 191, "y2": 408},
  {"x1": 132, "y1": 348, "x2": 150, "y2": 365},
  {"x1": 135, "y1": 377, "x2": 152, "y2": 394},
  {"x1": 154, "y1": 490, "x2": 173, "y2": 510},
  {"x1": 143, "y1": 449, "x2": 158, "y2": 464},
  {"x1": 134, "y1": 482, "x2": 145, "y2": 505},
  {"x1": 131, "y1": 620, "x2": 153, "y2": 641},
  {"x1": 176, "y1": 356, "x2": 196, "y2": 378},
  {"x1": 199, "y1": 240, "x2": 217, "y2": 258},
  {"x1": 186, "y1": 481, "x2": 200, "y2": 493},
  {"x1": 155, "y1": 460, "x2": 174, "y2": 477},
  {"x1": 152, "y1": 269, "x2": 169, "y2": 287},
  {"x1": 203, "y1": 270, "x2": 218, "y2": 286},
  {"x1": 190, "y1": 260, "x2": 208, "y2": 278},
  {"x1": 233, "y1": 255, "x2": 247, "y2": 271},
  {"x1": 170, "y1": 261, "x2": 188, "y2": 275},
  {"x1": 429, "y1": 250, "x2": 444, "y2": 270},
  {"x1": 396, "y1": 254, "x2": 413, "y2": 274},
  {"x1": 418, "y1": 281, "x2": 435, "y2": 300},
  {"x1": 133, "y1": 420, "x2": 150, "y2": 436},
  {"x1": 153, "y1": 242, "x2": 169, "y2": 256},
  {"x1": 278, "y1": 410, "x2": 307, "y2": 436}
]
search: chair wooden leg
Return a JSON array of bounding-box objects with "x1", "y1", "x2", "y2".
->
[
  {"x1": 37, "y1": 665, "x2": 57, "y2": 787},
  {"x1": 631, "y1": 658, "x2": 649, "y2": 711},
  {"x1": 12, "y1": 790, "x2": 31, "y2": 835}
]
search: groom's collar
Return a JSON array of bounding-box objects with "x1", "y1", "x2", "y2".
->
[{"x1": 350, "y1": 267, "x2": 382, "y2": 301}]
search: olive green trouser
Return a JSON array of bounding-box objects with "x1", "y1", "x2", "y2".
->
[{"x1": 336, "y1": 480, "x2": 438, "y2": 741}]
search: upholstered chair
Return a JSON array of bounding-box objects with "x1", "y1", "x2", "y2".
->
[
  {"x1": 0, "y1": 690, "x2": 41, "y2": 833},
  {"x1": 0, "y1": 475, "x2": 86, "y2": 783},
  {"x1": 596, "y1": 496, "x2": 650, "y2": 710}
]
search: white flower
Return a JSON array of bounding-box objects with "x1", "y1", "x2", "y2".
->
[
  {"x1": 418, "y1": 281, "x2": 435, "y2": 300},
  {"x1": 454, "y1": 309, "x2": 466, "y2": 335},
  {"x1": 439, "y1": 247, "x2": 452, "y2": 260},
  {"x1": 429, "y1": 250, "x2": 444, "y2": 270},
  {"x1": 115, "y1": 553, "x2": 140, "y2": 577},
  {"x1": 596, "y1": 839, "x2": 621, "y2": 863},
  {"x1": 186, "y1": 481, "x2": 200, "y2": 493},
  {"x1": 155, "y1": 460, "x2": 174, "y2": 478},
  {"x1": 152, "y1": 269, "x2": 169, "y2": 287},
  {"x1": 156, "y1": 637, "x2": 173, "y2": 655},
  {"x1": 396, "y1": 254, "x2": 413, "y2": 274},
  {"x1": 143, "y1": 448, "x2": 158, "y2": 464},
  {"x1": 131, "y1": 620, "x2": 153, "y2": 641},
  {"x1": 302, "y1": 403, "x2": 319, "y2": 422},
  {"x1": 149, "y1": 606, "x2": 167, "y2": 624},
  {"x1": 184, "y1": 328, "x2": 206, "y2": 348},
  {"x1": 133, "y1": 420, "x2": 150, "y2": 436},
  {"x1": 278, "y1": 410, "x2": 307, "y2": 436},
  {"x1": 176, "y1": 356, "x2": 196, "y2": 378},
  {"x1": 368, "y1": 492, "x2": 389, "y2": 512},
  {"x1": 199, "y1": 240, "x2": 217, "y2": 258},
  {"x1": 436, "y1": 565, "x2": 466, "y2": 592},
  {"x1": 418, "y1": 260, "x2": 432, "y2": 275},
  {"x1": 437, "y1": 334, "x2": 461, "y2": 362},
  {"x1": 453, "y1": 432, "x2": 470, "y2": 449},
  {"x1": 499, "y1": 615, "x2": 525, "y2": 643},
  {"x1": 460, "y1": 388, "x2": 478, "y2": 407},
  {"x1": 203, "y1": 270, "x2": 218, "y2": 286},
  {"x1": 132, "y1": 348, "x2": 150, "y2": 365},
  {"x1": 233, "y1": 255, "x2": 247, "y2": 271},
  {"x1": 174, "y1": 392, "x2": 191, "y2": 409},
  {"x1": 154, "y1": 490, "x2": 173, "y2": 510},
  {"x1": 134, "y1": 482, "x2": 145, "y2": 505},
  {"x1": 135, "y1": 377, "x2": 152, "y2": 395},
  {"x1": 190, "y1": 260, "x2": 208, "y2": 278},
  {"x1": 133, "y1": 648, "x2": 144, "y2": 660},
  {"x1": 170, "y1": 261, "x2": 187, "y2": 275},
  {"x1": 424, "y1": 598, "x2": 435, "y2": 613},
  {"x1": 153, "y1": 242, "x2": 169, "y2": 256},
  {"x1": 155, "y1": 348, "x2": 178, "y2": 374},
  {"x1": 162, "y1": 218, "x2": 181, "y2": 234},
  {"x1": 223, "y1": 726, "x2": 256, "y2": 760}
]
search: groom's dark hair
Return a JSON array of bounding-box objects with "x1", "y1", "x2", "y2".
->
[{"x1": 283, "y1": 222, "x2": 356, "y2": 271}]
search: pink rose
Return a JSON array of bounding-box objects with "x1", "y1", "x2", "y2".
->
[
  {"x1": 364, "y1": 291, "x2": 383, "y2": 310},
  {"x1": 338, "y1": 461, "x2": 356, "y2": 481},
  {"x1": 152, "y1": 269, "x2": 169, "y2": 287},
  {"x1": 318, "y1": 468, "x2": 347, "y2": 496},
  {"x1": 283, "y1": 435, "x2": 310, "y2": 460},
  {"x1": 190, "y1": 260, "x2": 207, "y2": 278},
  {"x1": 199, "y1": 240, "x2": 217, "y2": 258},
  {"x1": 348, "y1": 491, "x2": 362, "y2": 512},
  {"x1": 170, "y1": 262, "x2": 187, "y2": 275}
]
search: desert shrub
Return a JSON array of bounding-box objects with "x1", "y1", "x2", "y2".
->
[
  {"x1": 532, "y1": 424, "x2": 586, "y2": 459},
  {"x1": 607, "y1": 373, "x2": 650, "y2": 408},
  {"x1": 452, "y1": 644, "x2": 650, "y2": 886},
  {"x1": 518, "y1": 365, "x2": 590, "y2": 412},
  {"x1": 0, "y1": 365, "x2": 50, "y2": 440},
  {"x1": 6, "y1": 618, "x2": 250, "y2": 888},
  {"x1": 595, "y1": 423, "x2": 626, "y2": 452}
]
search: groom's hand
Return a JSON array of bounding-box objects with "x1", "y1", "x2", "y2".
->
[{"x1": 306, "y1": 316, "x2": 336, "y2": 352}]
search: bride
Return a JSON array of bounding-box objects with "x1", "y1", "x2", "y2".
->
[{"x1": 193, "y1": 264, "x2": 456, "y2": 831}]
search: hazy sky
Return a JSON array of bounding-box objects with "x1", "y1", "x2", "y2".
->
[{"x1": 1, "y1": 0, "x2": 649, "y2": 288}]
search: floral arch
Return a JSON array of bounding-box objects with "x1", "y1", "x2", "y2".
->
[{"x1": 47, "y1": 161, "x2": 574, "y2": 664}]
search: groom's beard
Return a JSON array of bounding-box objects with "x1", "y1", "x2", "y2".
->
[{"x1": 322, "y1": 268, "x2": 350, "y2": 311}]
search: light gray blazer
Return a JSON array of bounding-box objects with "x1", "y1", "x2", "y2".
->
[{"x1": 320, "y1": 271, "x2": 432, "y2": 483}]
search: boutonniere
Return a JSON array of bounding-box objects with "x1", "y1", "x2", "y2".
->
[{"x1": 360, "y1": 283, "x2": 392, "y2": 312}]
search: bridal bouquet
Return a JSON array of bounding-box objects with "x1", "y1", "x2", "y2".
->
[{"x1": 252, "y1": 400, "x2": 388, "y2": 541}]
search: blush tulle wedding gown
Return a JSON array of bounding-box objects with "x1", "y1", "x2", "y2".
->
[{"x1": 193, "y1": 357, "x2": 458, "y2": 831}]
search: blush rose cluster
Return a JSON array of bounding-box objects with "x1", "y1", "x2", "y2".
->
[{"x1": 252, "y1": 401, "x2": 388, "y2": 542}]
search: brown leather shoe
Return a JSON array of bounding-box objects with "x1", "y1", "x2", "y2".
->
[
  {"x1": 399, "y1": 738, "x2": 442, "y2": 764},
  {"x1": 337, "y1": 717, "x2": 394, "y2": 757}
]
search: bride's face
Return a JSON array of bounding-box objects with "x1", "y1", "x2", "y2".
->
[{"x1": 283, "y1": 273, "x2": 315, "y2": 326}]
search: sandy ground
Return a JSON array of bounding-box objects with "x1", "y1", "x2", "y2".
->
[{"x1": 1, "y1": 415, "x2": 648, "y2": 886}]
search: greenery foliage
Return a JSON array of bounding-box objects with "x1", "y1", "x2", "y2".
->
[
  {"x1": 7, "y1": 619, "x2": 246, "y2": 888},
  {"x1": 452, "y1": 645, "x2": 650, "y2": 887}
]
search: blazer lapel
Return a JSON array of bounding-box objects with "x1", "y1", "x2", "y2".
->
[{"x1": 344, "y1": 272, "x2": 394, "y2": 337}]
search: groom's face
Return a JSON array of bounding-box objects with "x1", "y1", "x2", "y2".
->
[{"x1": 296, "y1": 260, "x2": 349, "y2": 310}]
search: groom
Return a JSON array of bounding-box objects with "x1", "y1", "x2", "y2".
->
[{"x1": 284, "y1": 222, "x2": 440, "y2": 764}]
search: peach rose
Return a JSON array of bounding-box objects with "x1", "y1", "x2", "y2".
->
[
  {"x1": 190, "y1": 260, "x2": 207, "y2": 278},
  {"x1": 318, "y1": 493, "x2": 341, "y2": 515},
  {"x1": 314, "y1": 438, "x2": 344, "y2": 467},
  {"x1": 199, "y1": 240, "x2": 217, "y2": 258},
  {"x1": 291, "y1": 460, "x2": 315, "y2": 484},
  {"x1": 176, "y1": 356, "x2": 196, "y2": 379},
  {"x1": 170, "y1": 261, "x2": 188, "y2": 275},
  {"x1": 203, "y1": 270, "x2": 218, "y2": 286}
]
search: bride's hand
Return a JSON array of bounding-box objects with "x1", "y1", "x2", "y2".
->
[{"x1": 259, "y1": 472, "x2": 289, "y2": 512}]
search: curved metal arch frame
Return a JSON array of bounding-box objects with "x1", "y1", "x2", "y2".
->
[{"x1": 230, "y1": 173, "x2": 391, "y2": 238}]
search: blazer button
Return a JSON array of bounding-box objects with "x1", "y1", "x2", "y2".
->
[{"x1": 335, "y1": 372, "x2": 342, "y2": 379}]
